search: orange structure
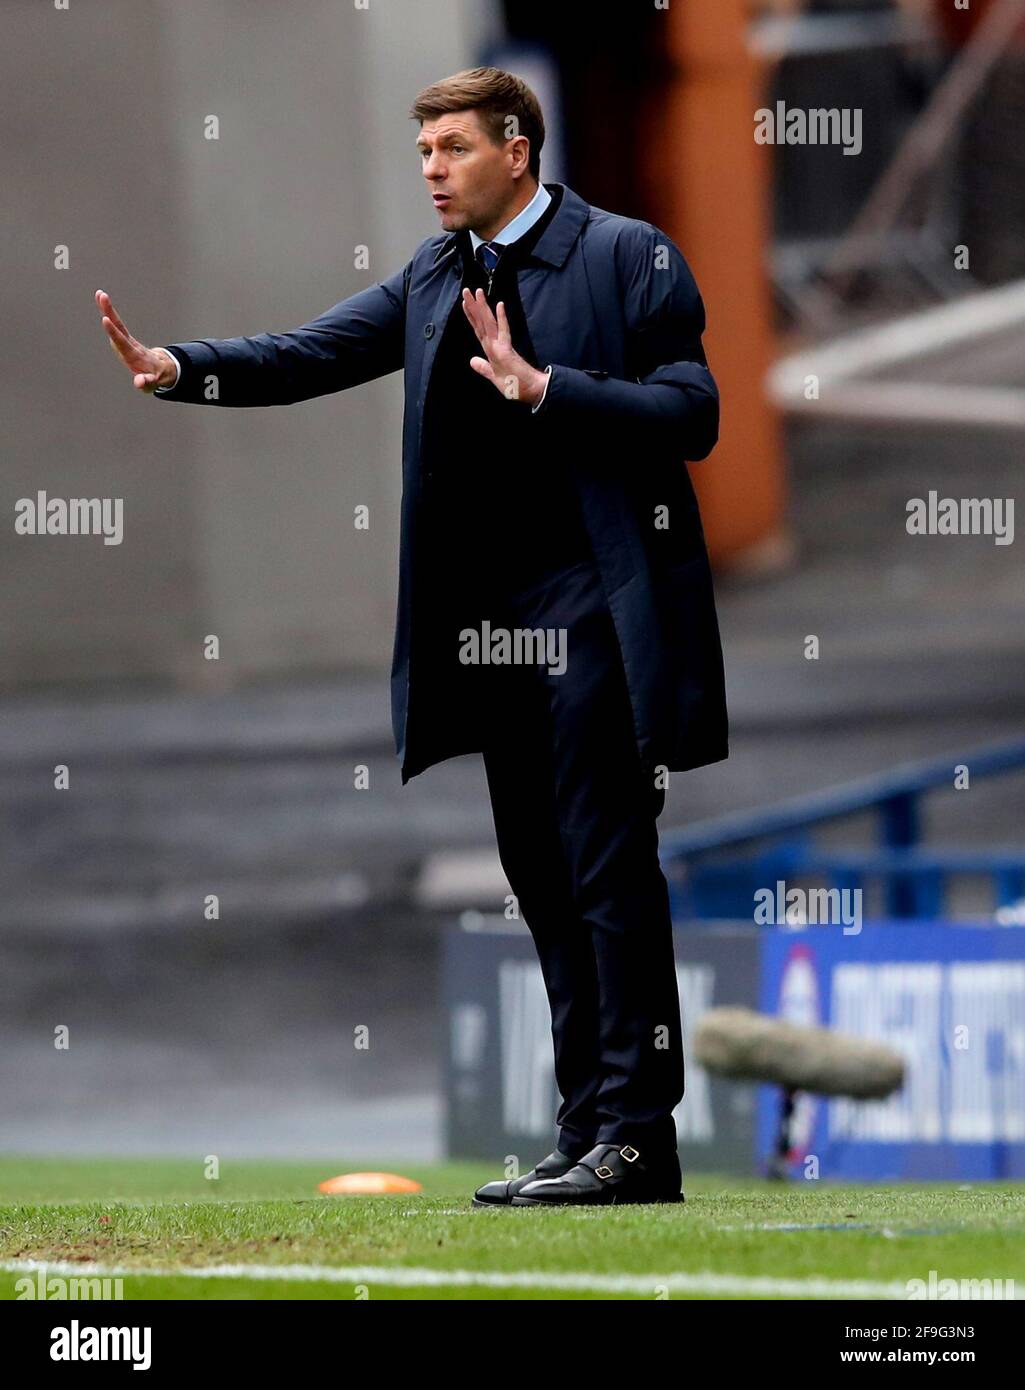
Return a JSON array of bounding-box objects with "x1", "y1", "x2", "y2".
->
[{"x1": 639, "y1": 0, "x2": 787, "y2": 567}]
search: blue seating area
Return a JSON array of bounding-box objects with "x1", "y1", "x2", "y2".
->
[{"x1": 660, "y1": 738, "x2": 1025, "y2": 921}]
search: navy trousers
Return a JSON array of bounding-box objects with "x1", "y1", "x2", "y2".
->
[{"x1": 477, "y1": 559, "x2": 686, "y2": 1160}]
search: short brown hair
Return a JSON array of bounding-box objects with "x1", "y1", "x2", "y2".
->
[{"x1": 410, "y1": 67, "x2": 545, "y2": 181}]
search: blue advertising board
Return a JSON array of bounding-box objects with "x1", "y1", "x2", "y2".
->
[{"x1": 758, "y1": 923, "x2": 1025, "y2": 1181}]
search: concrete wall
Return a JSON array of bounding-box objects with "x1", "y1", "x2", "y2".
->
[{"x1": 2, "y1": 0, "x2": 498, "y2": 689}]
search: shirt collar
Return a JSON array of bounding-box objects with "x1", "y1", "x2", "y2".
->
[{"x1": 468, "y1": 181, "x2": 551, "y2": 254}]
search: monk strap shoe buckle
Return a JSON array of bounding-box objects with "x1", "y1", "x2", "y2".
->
[
  {"x1": 620, "y1": 1145, "x2": 641, "y2": 1162},
  {"x1": 594, "y1": 1165, "x2": 616, "y2": 1179}
]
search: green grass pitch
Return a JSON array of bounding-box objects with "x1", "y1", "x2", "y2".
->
[{"x1": 2, "y1": 1157, "x2": 1023, "y2": 1300}]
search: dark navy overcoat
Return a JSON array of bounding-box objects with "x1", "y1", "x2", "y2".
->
[{"x1": 156, "y1": 182, "x2": 728, "y2": 783}]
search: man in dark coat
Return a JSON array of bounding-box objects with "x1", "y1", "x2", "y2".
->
[{"x1": 96, "y1": 66, "x2": 727, "y2": 1207}]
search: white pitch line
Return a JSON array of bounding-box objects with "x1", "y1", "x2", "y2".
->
[
  {"x1": 400, "y1": 1207, "x2": 468, "y2": 1217},
  {"x1": 2, "y1": 1258, "x2": 914, "y2": 1299}
]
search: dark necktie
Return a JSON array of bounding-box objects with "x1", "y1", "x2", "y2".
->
[{"x1": 475, "y1": 241, "x2": 503, "y2": 282}]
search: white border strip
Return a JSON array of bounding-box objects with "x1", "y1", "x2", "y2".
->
[
  {"x1": 780, "y1": 382, "x2": 1025, "y2": 430},
  {"x1": 769, "y1": 279, "x2": 1025, "y2": 429},
  {"x1": 3, "y1": 1258, "x2": 912, "y2": 1299},
  {"x1": 772, "y1": 279, "x2": 1025, "y2": 391}
]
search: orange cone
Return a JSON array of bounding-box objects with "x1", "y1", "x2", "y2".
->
[{"x1": 318, "y1": 1171, "x2": 423, "y2": 1195}]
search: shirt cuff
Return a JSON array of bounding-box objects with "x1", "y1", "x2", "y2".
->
[
  {"x1": 530, "y1": 364, "x2": 553, "y2": 414},
  {"x1": 153, "y1": 349, "x2": 182, "y2": 393}
]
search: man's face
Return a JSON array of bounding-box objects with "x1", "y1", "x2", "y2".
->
[{"x1": 416, "y1": 109, "x2": 522, "y2": 237}]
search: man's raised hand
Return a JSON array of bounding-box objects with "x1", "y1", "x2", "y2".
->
[
  {"x1": 95, "y1": 290, "x2": 177, "y2": 393},
  {"x1": 460, "y1": 288, "x2": 548, "y2": 406}
]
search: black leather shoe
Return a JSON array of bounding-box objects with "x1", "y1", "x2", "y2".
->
[
  {"x1": 510, "y1": 1142, "x2": 684, "y2": 1206},
  {"x1": 472, "y1": 1149, "x2": 580, "y2": 1207}
]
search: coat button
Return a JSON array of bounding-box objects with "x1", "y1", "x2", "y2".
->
[{"x1": 424, "y1": 323, "x2": 435, "y2": 339}]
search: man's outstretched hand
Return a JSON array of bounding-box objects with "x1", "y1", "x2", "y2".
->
[
  {"x1": 95, "y1": 290, "x2": 177, "y2": 393},
  {"x1": 461, "y1": 288, "x2": 548, "y2": 407}
]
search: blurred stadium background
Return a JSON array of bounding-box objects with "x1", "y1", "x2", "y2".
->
[{"x1": 2, "y1": 0, "x2": 1023, "y2": 1184}]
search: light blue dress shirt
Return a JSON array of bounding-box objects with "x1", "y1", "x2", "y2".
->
[
  {"x1": 468, "y1": 183, "x2": 553, "y2": 412},
  {"x1": 468, "y1": 180, "x2": 550, "y2": 256}
]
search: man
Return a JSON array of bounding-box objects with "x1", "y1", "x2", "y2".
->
[{"x1": 96, "y1": 66, "x2": 726, "y2": 1207}]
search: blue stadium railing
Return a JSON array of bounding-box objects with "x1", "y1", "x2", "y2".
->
[{"x1": 659, "y1": 738, "x2": 1025, "y2": 921}]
